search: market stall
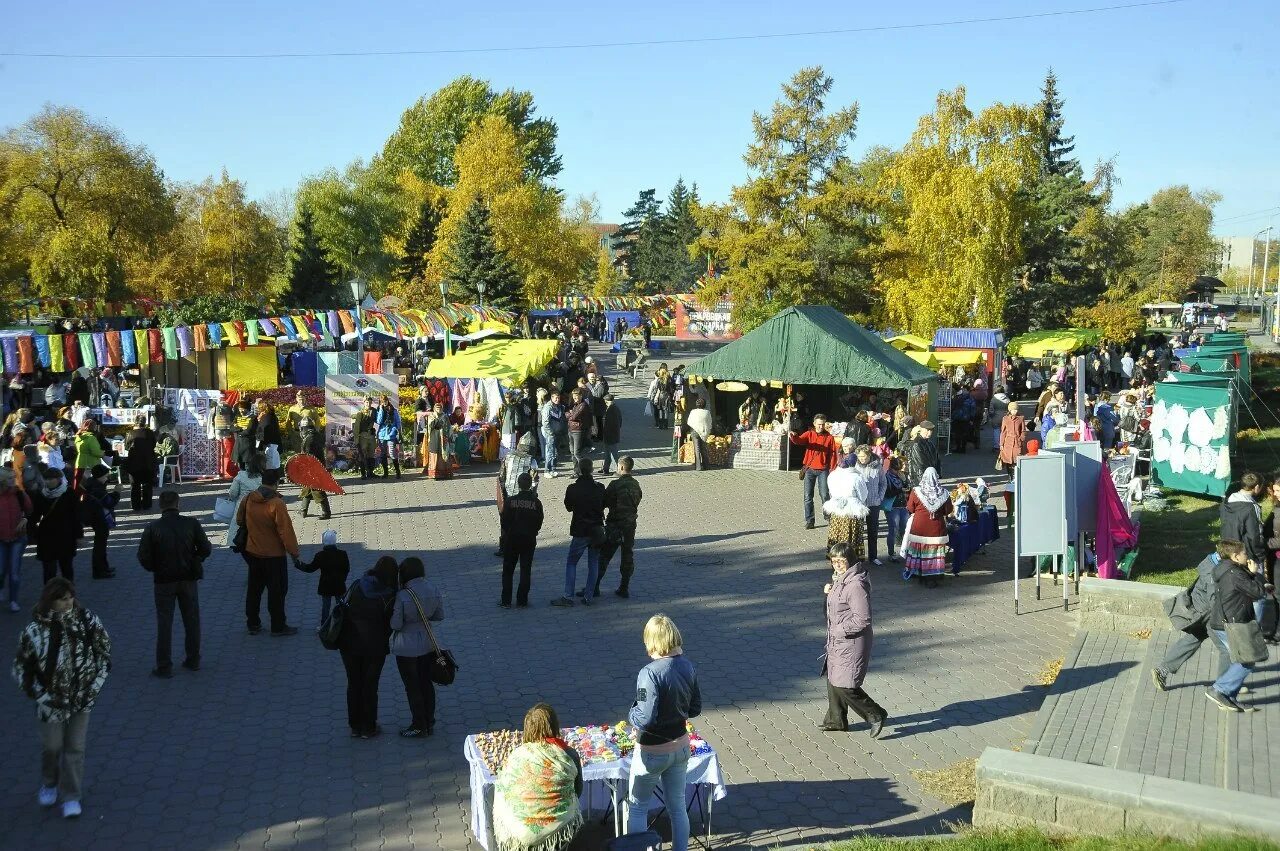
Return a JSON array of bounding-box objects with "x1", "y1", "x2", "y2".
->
[
  {"x1": 463, "y1": 724, "x2": 727, "y2": 851},
  {"x1": 686, "y1": 306, "x2": 938, "y2": 470},
  {"x1": 903, "y1": 350, "x2": 941, "y2": 370},
  {"x1": 886, "y1": 334, "x2": 932, "y2": 352},
  {"x1": 932, "y1": 327, "x2": 1004, "y2": 386},
  {"x1": 1150, "y1": 378, "x2": 1235, "y2": 498},
  {"x1": 603, "y1": 309, "x2": 643, "y2": 342}
]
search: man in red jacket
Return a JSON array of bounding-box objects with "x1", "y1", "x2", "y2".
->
[{"x1": 789, "y1": 413, "x2": 838, "y2": 529}]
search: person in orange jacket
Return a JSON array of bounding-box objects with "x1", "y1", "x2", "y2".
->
[{"x1": 234, "y1": 468, "x2": 301, "y2": 636}]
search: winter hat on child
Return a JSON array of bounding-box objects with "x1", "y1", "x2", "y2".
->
[{"x1": 322, "y1": 529, "x2": 338, "y2": 546}]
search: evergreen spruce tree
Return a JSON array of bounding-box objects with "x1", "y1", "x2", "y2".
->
[
  {"x1": 656, "y1": 178, "x2": 703, "y2": 291},
  {"x1": 395, "y1": 199, "x2": 442, "y2": 289},
  {"x1": 1039, "y1": 69, "x2": 1079, "y2": 178},
  {"x1": 284, "y1": 205, "x2": 342, "y2": 307},
  {"x1": 613, "y1": 188, "x2": 663, "y2": 291},
  {"x1": 443, "y1": 197, "x2": 523, "y2": 310}
]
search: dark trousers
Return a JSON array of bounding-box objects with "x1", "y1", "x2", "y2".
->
[
  {"x1": 501, "y1": 534, "x2": 537, "y2": 606},
  {"x1": 568, "y1": 430, "x2": 585, "y2": 461},
  {"x1": 341, "y1": 650, "x2": 387, "y2": 734},
  {"x1": 596, "y1": 521, "x2": 637, "y2": 593},
  {"x1": 690, "y1": 432, "x2": 707, "y2": 470},
  {"x1": 593, "y1": 411, "x2": 605, "y2": 440},
  {"x1": 823, "y1": 679, "x2": 886, "y2": 728},
  {"x1": 395, "y1": 655, "x2": 437, "y2": 731},
  {"x1": 803, "y1": 467, "x2": 830, "y2": 525},
  {"x1": 131, "y1": 477, "x2": 154, "y2": 511},
  {"x1": 91, "y1": 524, "x2": 110, "y2": 577},
  {"x1": 154, "y1": 580, "x2": 200, "y2": 671},
  {"x1": 244, "y1": 554, "x2": 288, "y2": 632},
  {"x1": 42, "y1": 554, "x2": 75, "y2": 584},
  {"x1": 1159, "y1": 622, "x2": 1231, "y2": 678},
  {"x1": 866, "y1": 506, "x2": 881, "y2": 561}
]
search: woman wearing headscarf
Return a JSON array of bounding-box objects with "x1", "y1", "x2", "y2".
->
[
  {"x1": 389, "y1": 557, "x2": 445, "y2": 738},
  {"x1": 822, "y1": 440, "x2": 870, "y2": 561},
  {"x1": 257, "y1": 405, "x2": 282, "y2": 474},
  {"x1": 423, "y1": 402, "x2": 454, "y2": 481},
  {"x1": 900, "y1": 467, "x2": 953, "y2": 588},
  {"x1": 997, "y1": 401, "x2": 1026, "y2": 526},
  {"x1": 820, "y1": 542, "x2": 886, "y2": 737},
  {"x1": 31, "y1": 468, "x2": 81, "y2": 583},
  {"x1": 338, "y1": 556, "x2": 398, "y2": 739},
  {"x1": 233, "y1": 412, "x2": 260, "y2": 472},
  {"x1": 0, "y1": 468, "x2": 32, "y2": 612},
  {"x1": 493, "y1": 703, "x2": 583, "y2": 851},
  {"x1": 12, "y1": 577, "x2": 112, "y2": 820}
]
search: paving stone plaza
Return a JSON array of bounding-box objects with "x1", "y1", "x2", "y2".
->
[{"x1": 0, "y1": 354, "x2": 1078, "y2": 850}]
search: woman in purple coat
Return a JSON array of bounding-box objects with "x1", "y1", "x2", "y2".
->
[{"x1": 819, "y1": 542, "x2": 887, "y2": 738}]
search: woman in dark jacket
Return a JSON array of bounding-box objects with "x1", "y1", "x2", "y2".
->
[
  {"x1": 32, "y1": 468, "x2": 82, "y2": 583},
  {"x1": 79, "y1": 465, "x2": 119, "y2": 579},
  {"x1": 122, "y1": 414, "x2": 158, "y2": 511},
  {"x1": 390, "y1": 557, "x2": 445, "y2": 738},
  {"x1": 234, "y1": 415, "x2": 259, "y2": 471},
  {"x1": 1207, "y1": 540, "x2": 1267, "y2": 712},
  {"x1": 338, "y1": 556, "x2": 397, "y2": 738}
]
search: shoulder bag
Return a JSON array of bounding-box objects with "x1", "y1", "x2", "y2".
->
[
  {"x1": 1225, "y1": 620, "x2": 1268, "y2": 665},
  {"x1": 408, "y1": 588, "x2": 458, "y2": 685},
  {"x1": 1162, "y1": 578, "x2": 1202, "y2": 632},
  {"x1": 319, "y1": 587, "x2": 354, "y2": 651}
]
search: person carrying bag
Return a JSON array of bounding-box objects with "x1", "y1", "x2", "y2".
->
[{"x1": 1204, "y1": 540, "x2": 1268, "y2": 712}]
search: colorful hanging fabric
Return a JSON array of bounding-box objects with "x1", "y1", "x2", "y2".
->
[
  {"x1": 247, "y1": 321, "x2": 260, "y2": 346},
  {"x1": 258, "y1": 319, "x2": 275, "y2": 337},
  {"x1": 176, "y1": 326, "x2": 193, "y2": 357},
  {"x1": 16, "y1": 336, "x2": 34, "y2": 374},
  {"x1": 293, "y1": 316, "x2": 310, "y2": 341},
  {"x1": 78, "y1": 334, "x2": 97, "y2": 370},
  {"x1": 283, "y1": 318, "x2": 298, "y2": 342},
  {"x1": 91, "y1": 332, "x2": 108, "y2": 367},
  {"x1": 339, "y1": 311, "x2": 355, "y2": 334},
  {"x1": 133, "y1": 330, "x2": 148, "y2": 365},
  {"x1": 327, "y1": 310, "x2": 340, "y2": 337},
  {"x1": 120, "y1": 330, "x2": 137, "y2": 366},
  {"x1": 162, "y1": 327, "x2": 178, "y2": 360},
  {"x1": 147, "y1": 329, "x2": 164, "y2": 364},
  {"x1": 232, "y1": 321, "x2": 247, "y2": 350},
  {"x1": 104, "y1": 331, "x2": 122, "y2": 367},
  {"x1": 208, "y1": 323, "x2": 223, "y2": 349},
  {"x1": 193, "y1": 324, "x2": 209, "y2": 352},
  {"x1": 362, "y1": 351, "x2": 381, "y2": 375},
  {"x1": 35, "y1": 336, "x2": 51, "y2": 370},
  {"x1": 1, "y1": 338, "x2": 18, "y2": 374},
  {"x1": 62, "y1": 335, "x2": 80, "y2": 371}
]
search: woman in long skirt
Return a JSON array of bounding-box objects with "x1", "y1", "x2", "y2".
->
[
  {"x1": 899, "y1": 467, "x2": 952, "y2": 588},
  {"x1": 422, "y1": 403, "x2": 454, "y2": 480},
  {"x1": 823, "y1": 439, "x2": 869, "y2": 560},
  {"x1": 820, "y1": 542, "x2": 886, "y2": 737}
]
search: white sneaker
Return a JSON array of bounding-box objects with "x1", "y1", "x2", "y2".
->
[
  {"x1": 9, "y1": 601, "x2": 19, "y2": 612},
  {"x1": 61, "y1": 800, "x2": 81, "y2": 819},
  {"x1": 37, "y1": 786, "x2": 57, "y2": 807},
  {"x1": 873, "y1": 558, "x2": 883, "y2": 566}
]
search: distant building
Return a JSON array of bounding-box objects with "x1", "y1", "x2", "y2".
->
[
  {"x1": 1220, "y1": 236, "x2": 1261, "y2": 276},
  {"x1": 589, "y1": 223, "x2": 622, "y2": 259}
]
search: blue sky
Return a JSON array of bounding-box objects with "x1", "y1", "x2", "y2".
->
[{"x1": 3, "y1": 0, "x2": 1277, "y2": 235}]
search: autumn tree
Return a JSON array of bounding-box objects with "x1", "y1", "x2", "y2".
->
[
  {"x1": 693, "y1": 67, "x2": 874, "y2": 331},
  {"x1": 592, "y1": 246, "x2": 624, "y2": 297},
  {"x1": 296, "y1": 161, "x2": 401, "y2": 290},
  {"x1": 376, "y1": 76, "x2": 561, "y2": 188},
  {"x1": 443, "y1": 197, "x2": 522, "y2": 310},
  {"x1": 1122, "y1": 185, "x2": 1221, "y2": 301},
  {"x1": 875, "y1": 87, "x2": 1040, "y2": 335},
  {"x1": 0, "y1": 105, "x2": 176, "y2": 299}
]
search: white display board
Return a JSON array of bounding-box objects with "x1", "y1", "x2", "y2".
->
[
  {"x1": 1014, "y1": 453, "x2": 1068, "y2": 557},
  {"x1": 1044, "y1": 441, "x2": 1103, "y2": 538}
]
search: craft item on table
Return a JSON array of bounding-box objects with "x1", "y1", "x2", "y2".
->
[
  {"x1": 473, "y1": 729, "x2": 523, "y2": 775},
  {"x1": 1216, "y1": 445, "x2": 1231, "y2": 479},
  {"x1": 1169, "y1": 441, "x2": 1186, "y2": 475},
  {"x1": 285, "y1": 454, "x2": 345, "y2": 495},
  {"x1": 563, "y1": 725, "x2": 623, "y2": 764}
]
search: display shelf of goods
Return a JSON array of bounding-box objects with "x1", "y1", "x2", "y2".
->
[
  {"x1": 705, "y1": 435, "x2": 732, "y2": 467},
  {"x1": 729, "y1": 429, "x2": 785, "y2": 470}
]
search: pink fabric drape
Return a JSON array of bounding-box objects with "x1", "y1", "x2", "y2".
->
[{"x1": 1095, "y1": 466, "x2": 1139, "y2": 579}]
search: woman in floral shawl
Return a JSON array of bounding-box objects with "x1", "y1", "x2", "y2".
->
[
  {"x1": 493, "y1": 703, "x2": 583, "y2": 851},
  {"x1": 899, "y1": 467, "x2": 953, "y2": 588}
]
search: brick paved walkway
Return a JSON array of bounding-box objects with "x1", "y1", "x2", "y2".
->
[{"x1": 0, "y1": 352, "x2": 1077, "y2": 850}]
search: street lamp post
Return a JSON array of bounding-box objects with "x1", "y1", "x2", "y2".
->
[
  {"x1": 439, "y1": 280, "x2": 450, "y2": 358},
  {"x1": 350, "y1": 277, "x2": 368, "y2": 366},
  {"x1": 477, "y1": 280, "x2": 487, "y2": 311}
]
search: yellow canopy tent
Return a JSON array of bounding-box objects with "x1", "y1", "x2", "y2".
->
[
  {"x1": 465, "y1": 318, "x2": 514, "y2": 335},
  {"x1": 886, "y1": 334, "x2": 932, "y2": 352},
  {"x1": 903, "y1": 350, "x2": 941, "y2": 369},
  {"x1": 932, "y1": 349, "x2": 984, "y2": 367},
  {"x1": 1007, "y1": 329, "x2": 1100, "y2": 358},
  {"x1": 425, "y1": 339, "x2": 559, "y2": 384}
]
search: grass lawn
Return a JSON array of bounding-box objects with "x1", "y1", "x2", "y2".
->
[
  {"x1": 823, "y1": 827, "x2": 1278, "y2": 851},
  {"x1": 1132, "y1": 358, "x2": 1280, "y2": 586}
]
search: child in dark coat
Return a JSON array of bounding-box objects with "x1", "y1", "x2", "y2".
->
[{"x1": 300, "y1": 529, "x2": 350, "y2": 624}]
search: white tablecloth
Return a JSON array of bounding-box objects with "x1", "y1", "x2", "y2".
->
[{"x1": 463, "y1": 735, "x2": 727, "y2": 850}]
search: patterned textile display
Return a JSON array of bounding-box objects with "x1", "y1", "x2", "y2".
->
[
  {"x1": 903, "y1": 537, "x2": 949, "y2": 578},
  {"x1": 162, "y1": 388, "x2": 222, "y2": 478}
]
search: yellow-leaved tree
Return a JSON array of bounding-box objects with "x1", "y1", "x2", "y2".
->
[
  {"x1": 428, "y1": 115, "x2": 593, "y2": 308},
  {"x1": 876, "y1": 87, "x2": 1040, "y2": 335}
]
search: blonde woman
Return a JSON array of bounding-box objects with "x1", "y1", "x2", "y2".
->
[{"x1": 623, "y1": 614, "x2": 702, "y2": 851}]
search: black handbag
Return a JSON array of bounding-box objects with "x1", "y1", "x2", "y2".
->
[
  {"x1": 319, "y1": 588, "x2": 352, "y2": 651},
  {"x1": 230, "y1": 523, "x2": 249, "y2": 554},
  {"x1": 1225, "y1": 620, "x2": 1268, "y2": 665},
  {"x1": 410, "y1": 588, "x2": 458, "y2": 686}
]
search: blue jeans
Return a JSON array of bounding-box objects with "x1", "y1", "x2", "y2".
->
[
  {"x1": 803, "y1": 468, "x2": 829, "y2": 525},
  {"x1": 885, "y1": 506, "x2": 908, "y2": 554},
  {"x1": 564, "y1": 536, "x2": 599, "y2": 600},
  {"x1": 602, "y1": 443, "x2": 620, "y2": 473},
  {"x1": 541, "y1": 429, "x2": 558, "y2": 472},
  {"x1": 1211, "y1": 629, "x2": 1254, "y2": 698},
  {"x1": 625, "y1": 745, "x2": 691, "y2": 851},
  {"x1": 0, "y1": 537, "x2": 25, "y2": 606}
]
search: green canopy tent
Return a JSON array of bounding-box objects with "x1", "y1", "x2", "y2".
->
[
  {"x1": 1206, "y1": 332, "x2": 1247, "y2": 346},
  {"x1": 1195, "y1": 343, "x2": 1250, "y2": 388},
  {"x1": 1151, "y1": 379, "x2": 1235, "y2": 497},
  {"x1": 686, "y1": 305, "x2": 939, "y2": 429}
]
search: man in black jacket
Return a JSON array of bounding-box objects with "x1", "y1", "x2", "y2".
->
[
  {"x1": 137, "y1": 490, "x2": 212, "y2": 678},
  {"x1": 499, "y1": 473, "x2": 543, "y2": 609},
  {"x1": 600, "y1": 394, "x2": 623, "y2": 475},
  {"x1": 1220, "y1": 472, "x2": 1266, "y2": 566},
  {"x1": 594, "y1": 456, "x2": 643, "y2": 599},
  {"x1": 553, "y1": 458, "x2": 605, "y2": 608}
]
